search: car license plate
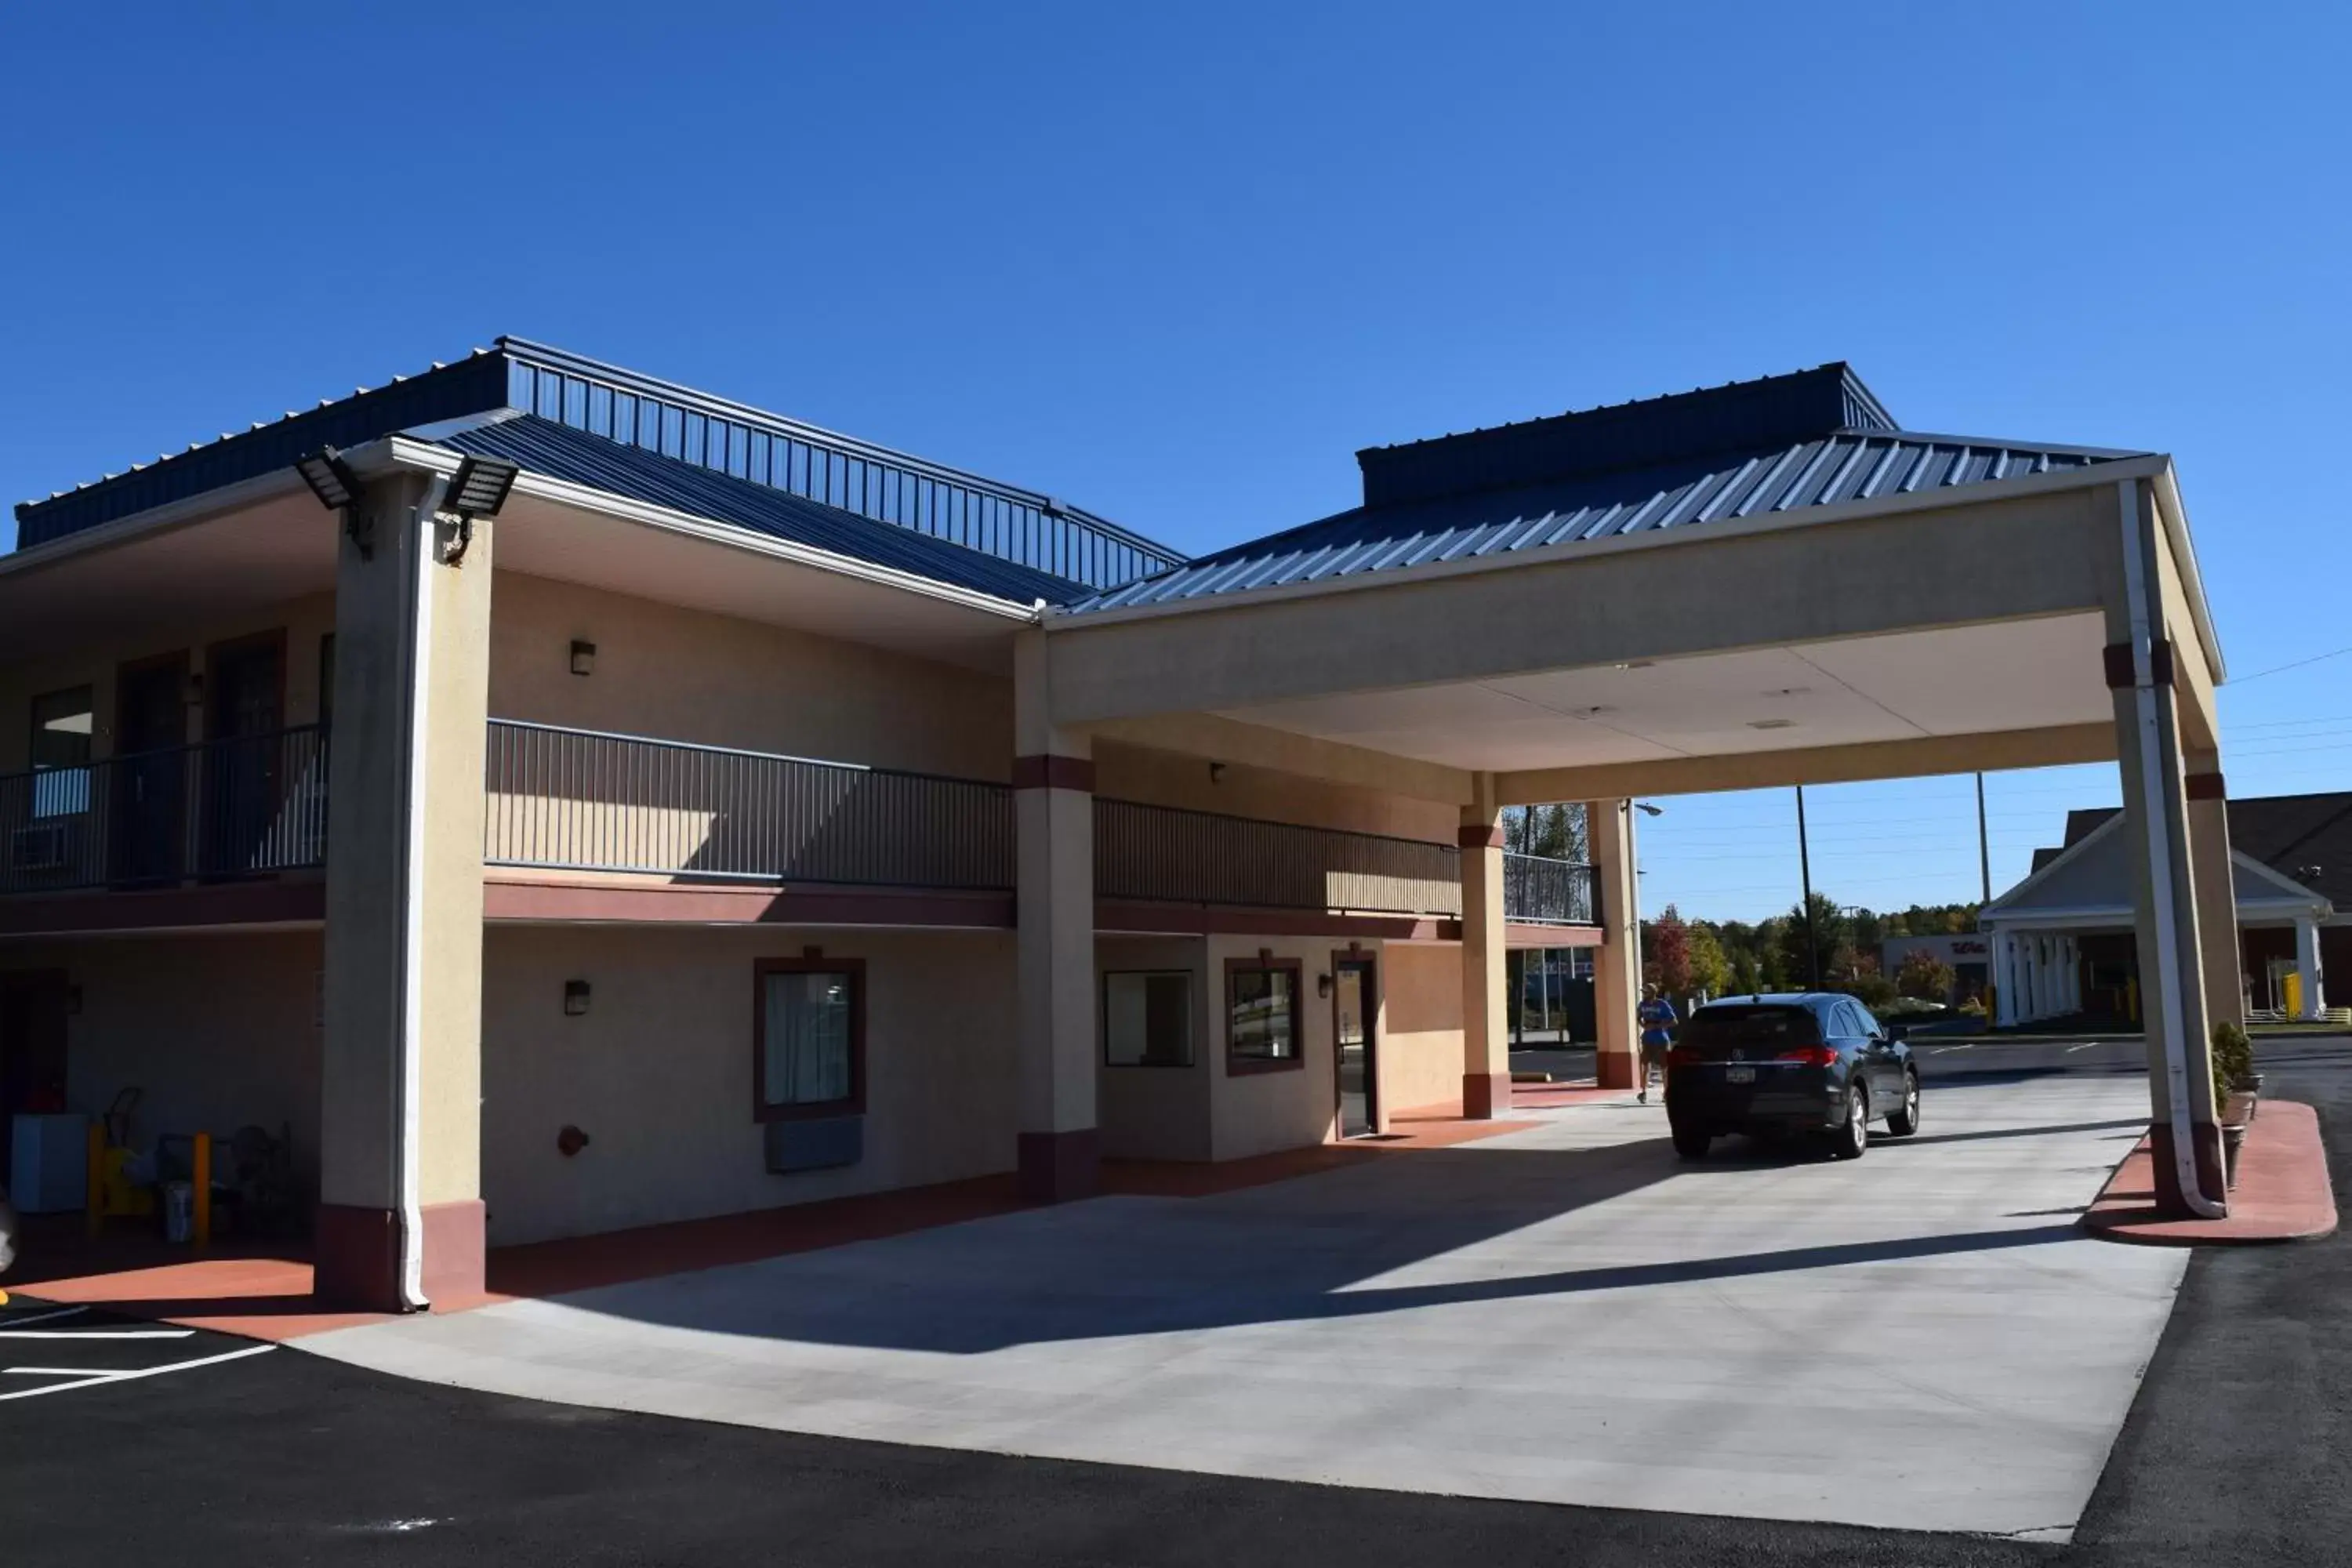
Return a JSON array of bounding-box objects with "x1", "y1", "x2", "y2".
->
[{"x1": 1724, "y1": 1065, "x2": 1755, "y2": 1084}]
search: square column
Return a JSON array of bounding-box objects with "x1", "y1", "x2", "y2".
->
[
  {"x1": 1586, "y1": 797, "x2": 1641, "y2": 1090},
  {"x1": 2108, "y1": 477, "x2": 2224, "y2": 1214},
  {"x1": 1458, "y1": 778, "x2": 1509, "y2": 1118},
  {"x1": 2184, "y1": 759, "x2": 2244, "y2": 1033},
  {"x1": 1991, "y1": 931, "x2": 2016, "y2": 1027},
  {"x1": 317, "y1": 471, "x2": 492, "y2": 1311},
  {"x1": 2296, "y1": 916, "x2": 2326, "y2": 1019},
  {"x1": 1013, "y1": 630, "x2": 1098, "y2": 1200}
]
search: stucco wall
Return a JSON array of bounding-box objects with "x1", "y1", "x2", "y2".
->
[
  {"x1": 480, "y1": 924, "x2": 1018, "y2": 1246},
  {"x1": 1094, "y1": 740, "x2": 1455, "y2": 844},
  {"x1": 486, "y1": 572, "x2": 1014, "y2": 781},
  {"x1": 5, "y1": 931, "x2": 325, "y2": 1190},
  {"x1": 0, "y1": 593, "x2": 336, "y2": 771},
  {"x1": 1094, "y1": 935, "x2": 1210, "y2": 1161},
  {"x1": 1378, "y1": 940, "x2": 1464, "y2": 1117},
  {"x1": 1204, "y1": 933, "x2": 1341, "y2": 1160}
]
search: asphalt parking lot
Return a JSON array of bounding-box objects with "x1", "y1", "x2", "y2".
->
[{"x1": 1, "y1": 1035, "x2": 2344, "y2": 1568}]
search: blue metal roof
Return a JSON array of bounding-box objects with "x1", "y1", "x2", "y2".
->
[
  {"x1": 1066, "y1": 367, "x2": 2147, "y2": 615},
  {"x1": 441, "y1": 415, "x2": 1085, "y2": 604},
  {"x1": 13, "y1": 339, "x2": 1183, "y2": 591}
]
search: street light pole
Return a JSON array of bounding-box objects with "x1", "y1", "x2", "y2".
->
[
  {"x1": 1976, "y1": 771, "x2": 1992, "y2": 904},
  {"x1": 1796, "y1": 784, "x2": 1820, "y2": 990}
]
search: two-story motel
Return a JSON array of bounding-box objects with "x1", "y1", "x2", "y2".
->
[{"x1": 0, "y1": 344, "x2": 2244, "y2": 1309}]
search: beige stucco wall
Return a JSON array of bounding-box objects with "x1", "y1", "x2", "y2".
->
[
  {"x1": 487, "y1": 572, "x2": 1014, "y2": 781},
  {"x1": 1094, "y1": 740, "x2": 1455, "y2": 844},
  {"x1": 1204, "y1": 933, "x2": 1341, "y2": 1160},
  {"x1": 4, "y1": 931, "x2": 324, "y2": 1191},
  {"x1": 479, "y1": 923, "x2": 1018, "y2": 1246},
  {"x1": 0, "y1": 593, "x2": 336, "y2": 772},
  {"x1": 1094, "y1": 935, "x2": 1210, "y2": 1161},
  {"x1": 1378, "y1": 940, "x2": 1464, "y2": 1117}
]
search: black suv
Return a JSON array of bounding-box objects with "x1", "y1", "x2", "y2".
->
[{"x1": 1663, "y1": 993, "x2": 1920, "y2": 1160}]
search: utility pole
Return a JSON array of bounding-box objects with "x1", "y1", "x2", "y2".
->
[
  {"x1": 1976, "y1": 772, "x2": 1991, "y2": 904},
  {"x1": 1796, "y1": 784, "x2": 1821, "y2": 989}
]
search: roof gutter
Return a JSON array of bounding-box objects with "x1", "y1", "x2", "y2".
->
[
  {"x1": 1047, "y1": 452, "x2": 2173, "y2": 632},
  {"x1": 361, "y1": 437, "x2": 1048, "y2": 626}
]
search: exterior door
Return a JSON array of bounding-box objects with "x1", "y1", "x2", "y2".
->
[
  {"x1": 0, "y1": 971, "x2": 71, "y2": 1176},
  {"x1": 203, "y1": 633, "x2": 285, "y2": 876},
  {"x1": 112, "y1": 655, "x2": 189, "y2": 884},
  {"x1": 1333, "y1": 957, "x2": 1377, "y2": 1138}
]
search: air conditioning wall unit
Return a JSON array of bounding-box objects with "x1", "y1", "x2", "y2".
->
[{"x1": 11, "y1": 822, "x2": 73, "y2": 872}]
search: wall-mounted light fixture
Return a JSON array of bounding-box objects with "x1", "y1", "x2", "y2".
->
[
  {"x1": 569, "y1": 640, "x2": 597, "y2": 677},
  {"x1": 64, "y1": 984, "x2": 83, "y2": 1016},
  {"x1": 294, "y1": 446, "x2": 371, "y2": 557},
  {"x1": 1208, "y1": 762, "x2": 1227, "y2": 784},
  {"x1": 441, "y1": 455, "x2": 521, "y2": 566},
  {"x1": 557, "y1": 1124, "x2": 591, "y2": 1157},
  {"x1": 184, "y1": 671, "x2": 205, "y2": 706},
  {"x1": 563, "y1": 980, "x2": 592, "y2": 1016},
  {"x1": 1317, "y1": 972, "x2": 1334, "y2": 999}
]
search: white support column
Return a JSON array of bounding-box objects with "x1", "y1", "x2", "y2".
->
[
  {"x1": 1013, "y1": 630, "x2": 1098, "y2": 1202},
  {"x1": 1993, "y1": 930, "x2": 2017, "y2": 1027},
  {"x1": 2296, "y1": 915, "x2": 2326, "y2": 1019},
  {"x1": 2024, "y1": 938, "x2": 2045, "y2": 1022}
]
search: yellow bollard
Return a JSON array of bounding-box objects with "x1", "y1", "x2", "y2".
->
[
  {"x1": 2285, "y1": 971, "x2": 2303, "y2": 1020},
  {"x1": 192, "y1": 1132, "x2": 212, "y2": 1247}
]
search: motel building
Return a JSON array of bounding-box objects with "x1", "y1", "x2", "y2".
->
[{"x1": 0, "y1": 346, "x2": 2251, "y2": 1309}]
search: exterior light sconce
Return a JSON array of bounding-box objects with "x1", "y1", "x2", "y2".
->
[
  {"x1": 294, "y1": 446, "x2": 371, "y2": 557},
  {"x1": 569, "y1": 640, "x2": 596, "y2": 677},
  {"x1": 557, "y1": 1124, "x2": 591, "y2": 1157},
  {"x1": 441, "y1": 455, "x2": 520, "y2": 567},
  {"x1": 1317, "y1": 972, "x2": 1334, "y2": 999},
  {"x1": 1258, "y1": 947, "x2": 1275, "y2": 966},
  {"x1": 184, "y1": 671, "x2": 205, "y2": 706},
  {"x1": 563, "y1": 980, "x2": 592, "y2": 1016},
  {"x1": 1209, "y1": 762, "x2": 1226, "y2": 784}
]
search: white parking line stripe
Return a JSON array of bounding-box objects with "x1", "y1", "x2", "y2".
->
[
  {"x1": 0, "y1": 1307, "x2": 90, "y2": 1330},
  {"x1": 0, "y1": 1329, "x2": 194, "y2": 1340},
  {"x1": 1931, "y1": 1044, "x2": 1973, "y2": 1054},
  {"x1": 2065, "y1": 1043, "x2": 2100, "y2": 1054},
  {"x1": 5, "y1": 1367, "x2": 122, "y2": 1377},
  {"x1": 0, "y1": 1343, "x2": 275, "y2": 1403}
]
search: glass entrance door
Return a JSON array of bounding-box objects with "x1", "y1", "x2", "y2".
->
[{"x1": 1334, "y1": 959, "x2": 1377, "y2": 1138}]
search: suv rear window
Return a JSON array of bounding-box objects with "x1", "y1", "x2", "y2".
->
[{"x1": 1681, "y1": 1006, "x2": 1822, "y2": 1050}]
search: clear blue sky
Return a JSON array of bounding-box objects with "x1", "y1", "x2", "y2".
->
[{"x1": 5, "y1": 3, "x2": 2345, "y2": 922}]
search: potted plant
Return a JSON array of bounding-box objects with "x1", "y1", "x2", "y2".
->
[{"x1": 2212, "y1": 1020, "x2": 2257, "y2": 1187}]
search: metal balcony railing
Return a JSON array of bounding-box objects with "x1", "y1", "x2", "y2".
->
[
  {"x1": 1503, "y1": 851, "x2": 1600, "y2": 925},
  {"x1": 482, "y1": 720, "x2": 1017, "y2": 890},
  {"x1": 1094, "y1": 798, "x2": 1465, "y2": 916},
  {"x1": 0, "y1": 725, "x2": 331, "y2": 894}
]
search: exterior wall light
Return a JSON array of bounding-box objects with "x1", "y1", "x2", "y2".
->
[
  {"x1": 295, "y1": 446, "x2": 372, "y2": 558},
  {"x1": 1317, "y1": 972, "x2": 1334, "y2": 999},
  {"x1": 441, "y1": 455, "x2": 520, "y2": 567},
  {"x1": 563, "y1": 979, "x2": 592, "y2": 1016},
  {"x1": 569, "y1": 640, "x2": 597, "y2": 677}
]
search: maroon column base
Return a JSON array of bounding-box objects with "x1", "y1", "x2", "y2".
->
[
  {"x1": 1463, "y1": 1072, "x2": 1512, "y2": 1119},
  {"x1": 1595, "y1": 1052, "x2": 1641, "y2": 1090},
  {"x1": 314, "y1": 1200, "x2": 487, "y2": 1312},
  {"x1": 1018, "y1": 1129, "x2": 1099, "y2": 1203},
  {"x1": 2147, "y1": 1121, "x2": 2229, "y2": 1216}
]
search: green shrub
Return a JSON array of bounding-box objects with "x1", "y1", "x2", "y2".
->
[
  {"x1": 2211, "y1": 1019, "x2": 2255, "y2": 1108},
  {"x1": 1844, "y1": 974, "x2": 1900, "y2": 1010}
]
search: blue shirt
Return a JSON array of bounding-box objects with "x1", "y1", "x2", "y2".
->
[{"x1": 1638, "y1": 997, "x2": 1679, "y2": 1047}]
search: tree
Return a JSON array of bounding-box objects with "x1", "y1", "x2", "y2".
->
[
  {"x1": 1648, "y1": 905, "x2": 1694, "y2": 995},
  {"x1": 1505, "y1": 802, "x2": 1589, "y2": 862},
  {"x1": 1896, "y1": 948, "x2": 1957, "y2": 1003},
  {"x1": 1777, "y1": 892, "x2": 1853, "y2": 989},
  {"x1": 1728, "y1": 950, "x2": 1764, "y2": 996},
  {"x1": 1685, "y1": 919, "x2": 1731, "y2": 999}
]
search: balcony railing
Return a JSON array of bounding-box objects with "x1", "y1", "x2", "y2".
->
[
  {"x1": 1504, "y1": 851, "x2": 1600, "y2": 925},
  {"x1": 0, "y1": 725, "x2": 331, "y2": 895},
  {"x1": 1094, "y1": 798, "x2": 1465, "y2": 917},
  {"x1": 482, "y1": 720, "x2": 1016, "y2": 890}
]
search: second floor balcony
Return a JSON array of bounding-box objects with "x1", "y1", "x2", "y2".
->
[{"x1": 2, "y1": 720, "x2": 1600, "y2": 929}]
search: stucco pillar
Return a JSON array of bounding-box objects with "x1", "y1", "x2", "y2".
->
[
  {"x1": 2108, "y1": 477, "x2": 2224, "y2": 1214},
  {"x1": 2184, "y1": 757, "x2": 2244, "y2": 1033},
  {"x1": 317, "y1": 470, "x2": 492, "y2": 1311},
  {"x1": 2296, "y1": 916, "x2": 2326, "y2": 1019},
  {"x1": 1458, "y1": 777, "x2": 1510, "y2": 1117},
  {"x1": 1587, "y1": 798, "x2": 1641, "y2": 1090},
  {"x1": 1013, "y1": 629, "x2": 1098, "y2": 1200}
]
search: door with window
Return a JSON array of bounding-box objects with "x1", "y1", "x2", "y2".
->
[
  {"x1": 112, "y1": 655, "x2": 188, "y2": 884},
  {"x1": 204, "y1": 633, "x2": 285, "y2": 876},
  {"x1": 1333, "y1": 956, "x2": 1378, "y2": 1138}
]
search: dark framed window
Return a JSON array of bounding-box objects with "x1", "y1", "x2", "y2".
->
[
  {"x1": 753, "y1": 957, "x2": 865, "y2": 1121},
  {"x1": 28, "y1": 687, "x2": 93, "y2": 819},
  {"x1": 1104, "y1": 971, "x2": 1194, "y2": 1067},
  {"x1": 1225, "y1": 957, "x2": 1303, "y2": 1074}
]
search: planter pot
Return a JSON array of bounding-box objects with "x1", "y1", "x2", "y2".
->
[{"x1": 2221, "y1": 1120, "x2": 2249, "y2": 1189}]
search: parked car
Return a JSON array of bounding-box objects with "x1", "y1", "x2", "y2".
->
[{"x1": 1664, "y1": 993, "x2": 1920, "y2": 1160}]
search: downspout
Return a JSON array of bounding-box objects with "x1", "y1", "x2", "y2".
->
[
  {"x1": 2118, "y1": 478, "x2": 2224, "y2": 1219},
  {"x1": 394, "y1": 476, "x2": 451, "y2": 1307}
]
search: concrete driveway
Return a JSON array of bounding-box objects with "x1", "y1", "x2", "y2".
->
[{"x1": 303, "y1": 1076, "x2": 2183, "y2": 1539}]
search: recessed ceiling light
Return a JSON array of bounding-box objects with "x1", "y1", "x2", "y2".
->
[
  {"x1": 1574, "y1": 705, "x2": 1617, "y2": 717},
  {"x1": 1748, "y1": 718, "x2": 1798, "y2": 730},
  {"x1": 1764, "y1": 687, "x2": 1813, "y2": 698}
]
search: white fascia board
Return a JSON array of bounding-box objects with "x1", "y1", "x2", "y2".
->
[
  {"x1": 2230, "y1": 848, "x2": 2331, "y2": 911},
  {"x1": 2151, "y1": 462, "x2": 2226, "y2": 685},
  {"x1": 0, "y1": 466, "x2": 310, "y2": 581},
  {"x1": 1047, "y1": 452, "x2": 2172, "y2": 633},
  {"x1": 375, "y1": 437, "x2": 1044, "y2": 625},
  {"x1": 1980, "y1": 907, "x2": 2135, "y2": 930},
  {"x1": 1980, "y1": 812, "x2": 2125, "y2": 916}
]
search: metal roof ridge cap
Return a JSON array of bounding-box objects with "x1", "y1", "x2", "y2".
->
[
  {"x1": 494, "y1": 337, "x2": 1175, "y2": 557},
  {"x1": 1867, "y1": 425, "x2": 2153, "y2": 461},
  {"x1": 1044, "y1": 453, "x2": 2170, "y2": 631}
]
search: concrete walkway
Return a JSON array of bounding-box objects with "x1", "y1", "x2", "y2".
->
[{"x1": 303, "y1": 1077, "x2": 2184, "y2": 1539}]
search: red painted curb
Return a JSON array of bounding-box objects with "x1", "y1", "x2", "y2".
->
[{"x1": 2081, "y1": 1100, "x2": 2337, "y2": 1246}]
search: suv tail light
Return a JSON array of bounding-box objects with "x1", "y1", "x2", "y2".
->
[
  {"x1": 1664, "y1": 1047, "x2": 1697, "y2": 1067},
  {"x1": 1775, "y1": 1045, "x2": 1839, "y2": 1067}
]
